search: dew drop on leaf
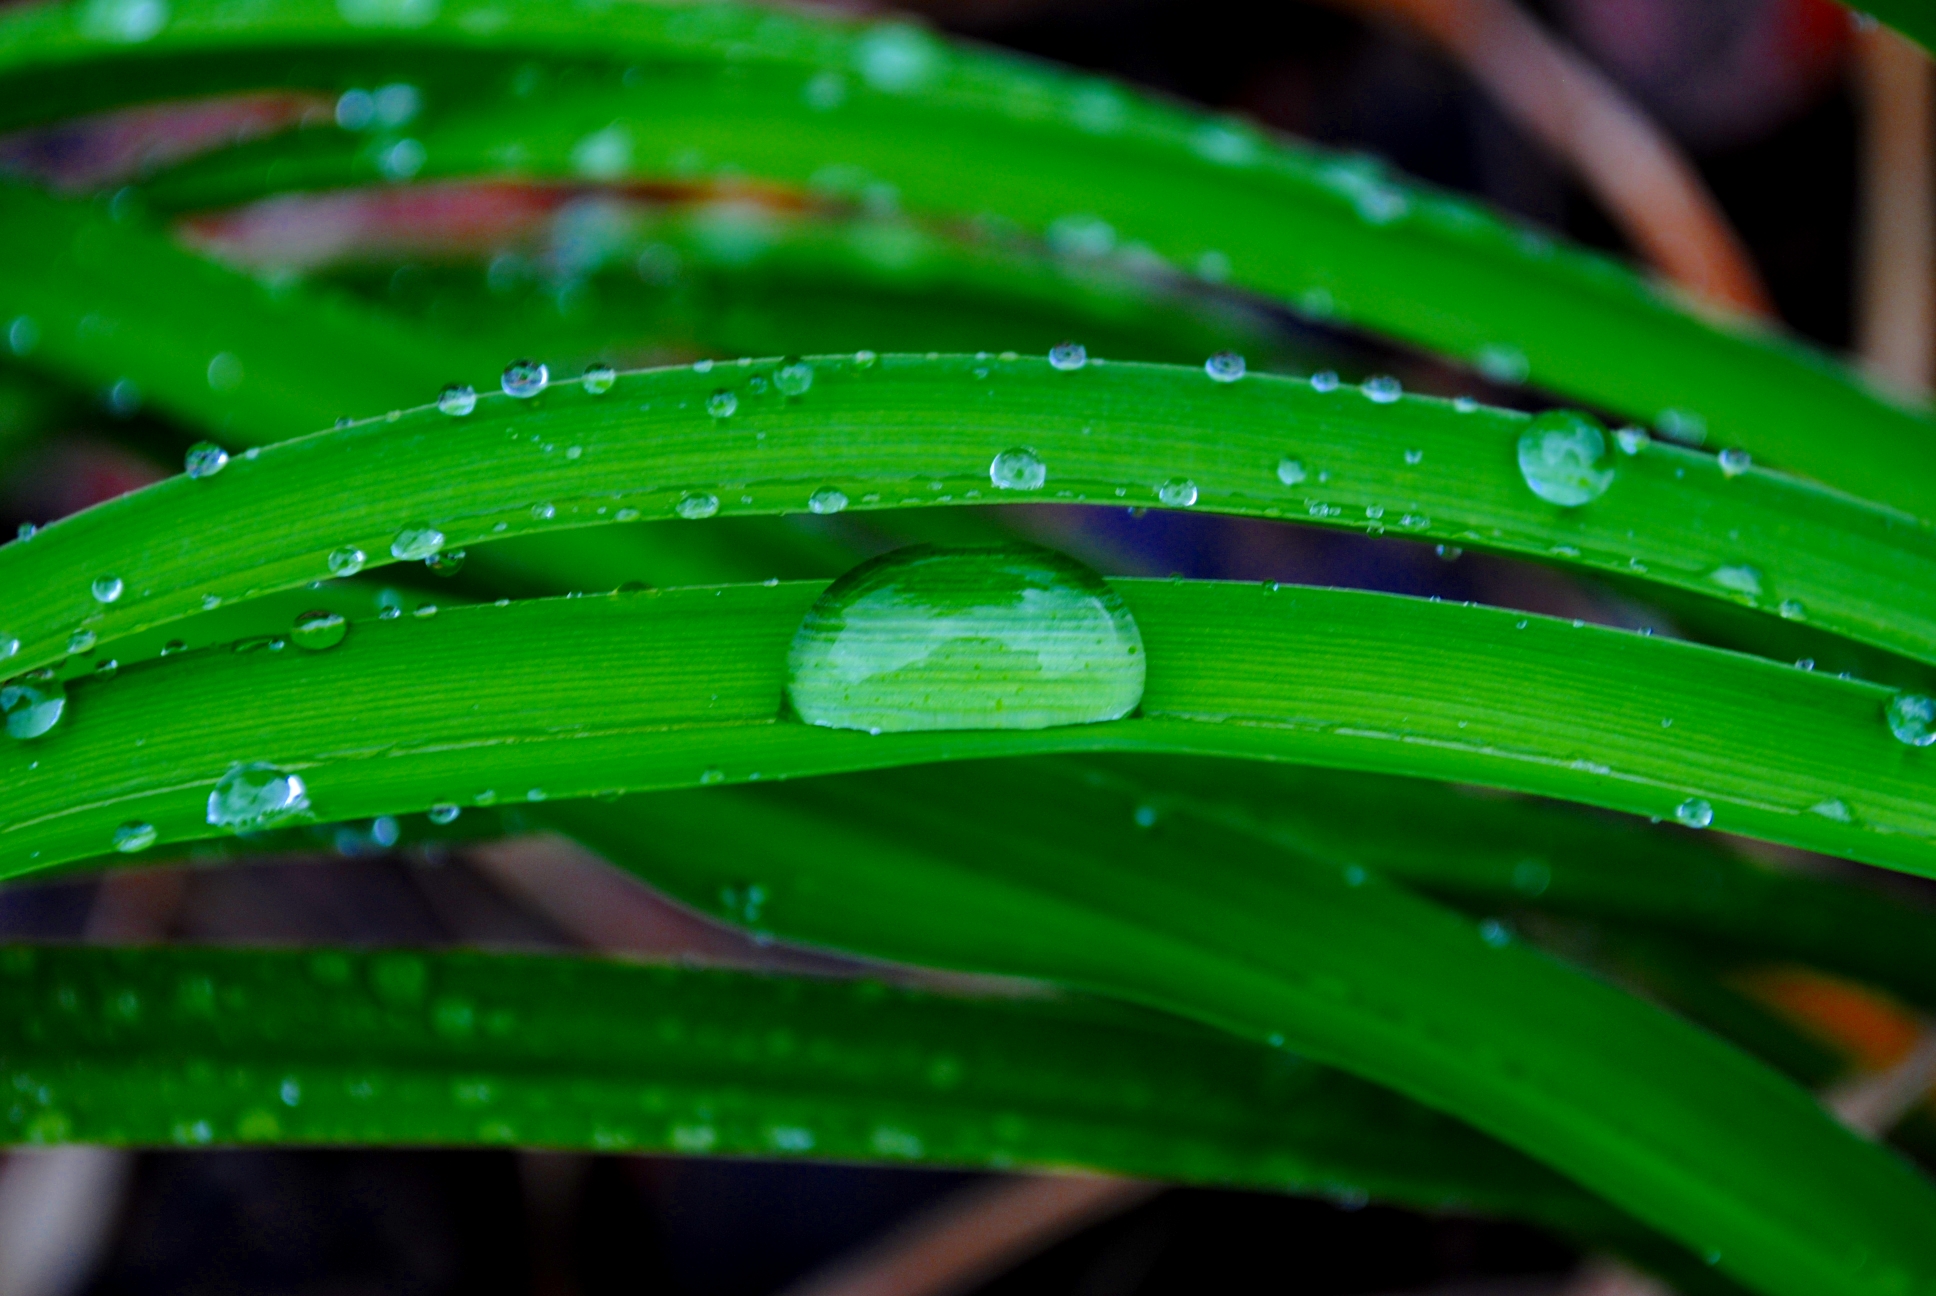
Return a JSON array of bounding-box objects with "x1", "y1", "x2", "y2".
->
[
  {"x1": 0, "y1": 635, "x2": 16, "y2": 661},
  {"x1": 291, "y1": 611, "x2": 348, "y2": 652},
  {"x1": 1717, "y1": 447, "x2": 1751, "y2": 477},
  {"x1": 91, "y1": 575, "x2": 123, "y2": 604},
  {"x1": 1887, "y1": 693, "x2": 1936, "y2": 747},
  {"x1": 207, "y1": 763, "x2": 310, "y2": 831},
  {"x1": 1310, "y1": 371, "x2": 1340, "y2": 392},
  {"x1": 808, "y1": 487, "x2": 849, "y2": 515},
  {"x1": 1, "y1": 671, "x2": 65, "y2": 739},
  {"x1": 500, "y1": 359, "x2": 548, "y2": 399},
  {"x1": 776, "y1": 361, "x2": 814, "y2": 396},
  {"x1": 112, "y1": 821, "x2": 156, "y2": 853},
  {"x1": 428, "y1": 803, "x2": 461, "y2": 825},
  {"x1": 184, "y1": 441, "x2": 229, "y2": 478},
  {"x1": 581, "y1": 364, "x2": 617, "y2": 395},
  {"x1": 1204, "y1": 352, "x2": 1245, "y2": 383},
  {"x1": 676, "y1": 493, "x2": 719, "y2": 520},
  {"x1": 391, "y1": 524, "x2": 445, "y2": 561},
  {"x1": 328, "y1": 546, "x2": 367, "y2": 577},
  {"x1": 68, "y1": 628, "x2": 96, "y2": 655},
  {"x1": 437, "y1": 383, "x2": 477, "y2": 415},
  {"x1": 1674, "y1": 797, "x2": 1714, "y2": 829},
  {"x1": 1158, "y1": 479, "x2": 1198, "y2": 507},
  {"x1": 1614, "y1": 426, "x2": 1649, "y2": 455},
  {"x1": 706, "y1": 389, "x2": 738, "y2": 419},
  {"x1": 427, "y1": 549, "x2": 466, "y2": 577},
  {"x1": 1516, "y1": 410, "x2": 1614, "y2": 507},
  {"x1": 1361, "y1": 375, "x2": 1402, "y2": 403},
  {"x1": 1048, "y1": 341, "x2": 1087, "y2": 371},
  {"x1": 1276, "y1": 458, "x2": 1306, "y2": 486},
  {"x1": 786, "y1": 544, "x2": 1146, "y2": 734},
  {"x1": 989, "y1": 447, "x2": 1046, "y2": 491}
]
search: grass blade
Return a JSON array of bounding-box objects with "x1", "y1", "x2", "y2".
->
[
  {"x1": 539, "y1": 762, "x2": 1936, "y2": 1296},
  {"x1": 3, "y1": 355, "x2": 1932, "y2": 682}
]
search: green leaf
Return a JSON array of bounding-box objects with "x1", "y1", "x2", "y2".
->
[
  {"x1": 2, "y1": 0, "x2": 1929, "y2": 516},
  {"x1": 8, "y1": 570, "x2": 1936, "y2": 881},
  {"x1": 5, "y1": 355, "x2": 1933, "y2": 685},
  {"x1": 536, "y1": 762, "x2": 1936, "y2": 1296},
  {"x1": 0, "y1": 942, "x2": 1615, "y2": 1222}
]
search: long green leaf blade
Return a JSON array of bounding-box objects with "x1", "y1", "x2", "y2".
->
[
  {"x1": 540, "y1": 763, "x2": 1936, "y2": 1296},
  {"x1": 3, "y1": 355, "x2": 1931, "y2": 680}
]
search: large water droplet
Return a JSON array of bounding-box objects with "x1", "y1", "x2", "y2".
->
[
  {"x1": 207, "y1": 763, "x2": 310, "y2": 831},
  {"x1": 776, "y1": 361, "x2": 814, "y2": 396},
  {"x1": 113, "y1": 821, "x2": 156, "y2": 853},
  {"x1": 292, "y1": 611, "x2": 348, "y2": 651},
  {"x1": 1887, "y1": 693, "x2": 1936, "y2": 747},
  {"x1": 808, "y1": 487, "x2": 849, "y2": 515},
  {"x1": 707, "y1": 389, "x2": 738, "y2": 418},
  {"x1": 1516, "y1": 410, "x2": 1614, "y2": 507},
  {"x1": 786, "y1": 544, "x2": 1145, "y2": 734},
  {"x1": 990, "y1": 447, "x2": 1046, "y2": 491},
  {"x1": 391, "y1": 524, "x2": 445, "y2": 561},
  {"x1": 437, "y1": 383, "x2": 477, "y2": 415},
  {"x1": 582, "y1": 364, "x2": 617, "y2": 395},
  {"x1": 1, "y1": 671, "x2": 64, "y2": 739},
  {"x1": 500, "y1": 359, "x2": 548, "y2": 399},
  {"x1": 185, "y1": 442, "x2": 229, "y2": 479},
  {"x1": 92, "y1": 576, "x2": 123, "y2": 604},
  {"x1": 1674, "y1": 797, "x2": 1713, "y2": 829},
  {"x1": 1204, "y1": 352, "x2": 1245, "y2": 383},
  {"x1": 328, "y1": 546, "x2": 367, "y2": 577},
  {"x1": 1048, "y1": 341, "x2": 1087, "y2": 372}
]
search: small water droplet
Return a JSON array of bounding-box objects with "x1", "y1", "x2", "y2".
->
[
  {"x1": 1276, "y1": 457, "x2": 1306, "y2": 486},
  {"x1": 786, "y1": 544, "x2": 1145, "y2": 734},
  {"x1": 1887, "y1": 693, "x2": 1936, "y2": 746},
  {"x1": 1810, "y1": 798, "x2": 1852, "y2": 823},
  {"x1": 184, "y1": 442, "x2": 229, "y2": 478},
  {"x1": 706, "y1": 389, "x2": 738, "y2": 419},
  {"x1": 1362, "y1": 375, "x2": 1402, "y2": 403},
  {"x1": 1158, "y1": 479, "x2": 1199, "y2": 507},
  {"x1": 1310, "y1": 370, "x2": 1340, "y2": 393},
  {"x1": 776, "y1": 360, "x2": 814, "y2": 396},
  {"x1": 427, "y1": 549, "x2": 466, "y2": 577},
  {"x1": 1, "y1": 672, "x2": 65, "y2": 739},
  {"x1": 113, "y1": 821, "x2": 156, "y2": 853},
  {"x1": 1436, "y1": 544, "x2": 1463, "y2": 561},
  {"x1": 428, "y1": 803, "x2": 461, "y2": 825},
  {"x1": 1777, "y1": 598, "x2": 1805, "y2": 620},
  {"x1": 67, "y1": 628, "x2": 96, "y2": 655},
  {"x1": 437, "y1": 383, "x2": 477, "y2": 415},
  {"x1": 0, "y1": 636, "x2": 15, "y2": 661},
  {"x1": 207, "y1": 762, "x2": 310, "y2": 831},
  {"x1": 1516, "y1": 410, "x2": 1614, "y2": 507},
  {"x1": 1717, "y1": 447, "x2": 1751, "y2": 477},
  {"x1": 808, "y1": 487, "x2": 849, "y2": 515},
  {"x1": 500, "y1": 359, "x2": 548, "y2": 399},
  {"x1": 1403, "y1": 448, "x2": 1423, "y2": 466},
  {"x1": 1674, "y1": 797, "x2": 1714, "y2": 829},
  {"x1": 1478, "y1": 918, "x2": 1511, "y2": 947},
  {"x1": 7, "y1": 316, "x2": 39, "y2": 356},
  {"x1": 677, "y1": 493, "x2": 719, "y2": 520},
  {"x1": 699, "y1": 766, "x2": 725, "y2": 785},
  {"x1": 990, "y1": 447, "x2": 1047, "y2": 492},
  {"x1": 582, "y1": 363, "x2": 617, "y2": 395},
  {"x1": 391, "y1": 524, "x2": 445, "y2": 561},
  {"x1": 1048, "y1": 341, "x2": 1088, "y2": 371},
  {"x1": 853, "y1": 350, "x2": 877, "y2": 368},
  {"x1": 1795, "y1": 657, "x2": 1815, "y2": 671},
  {"x1": 1709, "y1": 564, "x2": 1762, "y2": 598},
  {"x1": 292, "y1": 610, "x2": 348, "y2": 651},
  {"x1": 1204, "y1": 351, "x2": 1245, "y2": 383},
  {"x1": 92, "y1": 575, "x2": 123, "y2": 604},
  {"x1": 328, "y1": 546, "x2": 367, "y2": 577}
]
